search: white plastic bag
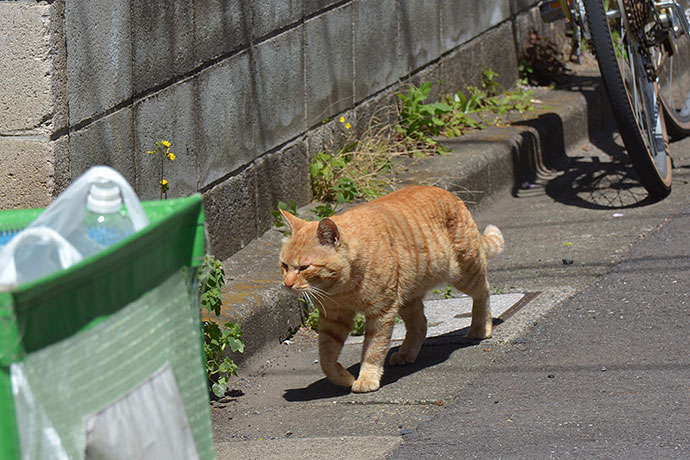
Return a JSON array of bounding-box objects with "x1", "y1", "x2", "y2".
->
[
  {"x1": 0, "y1": 166, "x2": 149, "y2": 289},
  {"x1": 0, "y1": 227, "x2": 82, "y2": 288}
]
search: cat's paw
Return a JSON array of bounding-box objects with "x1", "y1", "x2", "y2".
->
[
  {"x1": 389, "y1": 350, "x2": 417, "y2": 366},
  {"x1": 352, "y1": 376, "x2": 380, "y2": 393},
  {"x1": 467, "y1": 324, "x2": 492, "y2": 340}
]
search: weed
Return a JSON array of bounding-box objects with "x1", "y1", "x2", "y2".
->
[
  {"x1": 145, "y1": 140, "x2": 176, "y2": 199},
  {"x1": 492, "y1": 286, "x2": 505, "y2": 295},
  {"x1": 309, "y1": 115, "x2": 394, "y2": 212},
  {"x1": 312, "y1": 203, "x2": 336, "y2": 219},
  {"x1": 199, "y1": 255, "x2": 244, "y2": 398},
  {"x1": 519, "y1": 29, "x2": 569, "y2": 86},
  {"x1": 396, "y1": 81, "x2": 453, "y2": 154},
  {"x1": 272, "y1": 200, "x2": 298, "y2": 229},
  {"x1": 433, "y1": 284, "x2": 454, "y2": 299}
]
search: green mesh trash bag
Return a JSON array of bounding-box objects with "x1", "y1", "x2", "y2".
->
[{"x1": 0, "y1": 195, "x2": 214, "y2": 460}]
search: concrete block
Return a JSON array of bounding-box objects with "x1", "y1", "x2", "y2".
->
[
  {"x1": 69, "y1": 108, "x2": 136, "y2": 187},
  {"x1": 0, "y1": 3, "x2": 53, "y2": 133},
  {"x1": 197, "y1": 53, "x2": 256, "y2": 189},
  {"x1": 134, "y1": 81, "x2": 198, "y2": 200},
  {"x1": 353, "y1": 87, "x2": 399, "y2": 134},
  {"x1": 52, "y1": 134, "x2": 71, "y2": 196},
  {"x1": 439, "y1": 1, "x2": 511, "y2": 53},
  {"x1": 47, "y1": 0, "x2": 69, "y2": 134},
  {"x1": 353, "y1": 0, "x2": 398, "y2": 102},
  {"x1": 64, "y1": 0, "x2": 132, "y2": 125},
  {"x1": 250, "y1": 0, "x2": 303, "y2": 41},
  {"x1": 203, "y1": 168, "x2": 258, "y2": 260},
  {"x1": 304, "y1": 0, "x2": 343, "y2": 17},
  {"x1": 480, "y1": 21, "x2": 519, "y2": 89},
  {"x1": 398, "y1": 0, "x2": 441, "y2": 74},
  {"x1": 252, "y1": 27, "x2": 305, "y2": 152},
  {"x1": 132, "y1": 0, "x2": 195, "y2": 95},
  {"x1": 305, "y1": 111, "x2": 355, "y2": 161},
  {"x1": 440, "y1": 37, "x2": 483, "y2": 93},
  {"x1": 255, "y1": 139, "x2": 311, "y2": 234},
  {"x1": 0, "y1": 137, "x2": 55, "y2": 209},
  {"x1": 408, "y1": 62, "x2": 444, "y2": 103},
  {"x1": 193, "y1": 0, "x2": 250, "y2": 65},
  {"x1": 305, "y1": 4, "x2": 354, "y2": 128}
]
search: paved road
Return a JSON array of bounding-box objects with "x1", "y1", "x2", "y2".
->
[
  {"x1": 388, "y1": 153, "x2": 690, "y2": 458},
  {"x1": 213, "y1": 124, "x2": 690, "y2": 459}
]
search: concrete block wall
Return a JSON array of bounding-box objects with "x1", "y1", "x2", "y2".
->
[{"x1": 1, "y1": 0, "x2": 553, "y2": 259}]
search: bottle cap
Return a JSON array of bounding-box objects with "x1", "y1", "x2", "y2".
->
[{"x1": 87, "y1": 181, "x2": 123, "y2": 214}]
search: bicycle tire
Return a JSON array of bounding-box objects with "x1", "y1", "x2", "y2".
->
[
  {"x1": 657, "y1": 0, "x2": 690, "y2": 137},
  {"x1": 583, "y1": 0, "x2": 672, "y2": 198}
]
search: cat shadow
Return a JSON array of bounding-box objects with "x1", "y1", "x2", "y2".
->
[{"x1": 282, "y1": 318, "x2": 503, "y2": 402}]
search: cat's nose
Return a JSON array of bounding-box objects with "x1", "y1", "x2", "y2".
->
[{"x1": 284, "y1": 273, "x2": 297, "y2": 289}]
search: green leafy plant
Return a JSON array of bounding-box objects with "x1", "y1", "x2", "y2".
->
[
  {"x1": 199, "y1": 255, "x2": 244, "y2": 398},
  {"x1": 396, "y1": 81, "x2": 453, "y2": 154},
  {"x1": 351, "y1": 313, "x2": 366, "y2": 336},
  {"x1": 312, "y1": 203, "x2": 336, "y2": 219},
  {"x1": 398, "y1": 71, "x2": 534, "y2": 147},
  {"x1": 433, "y1": 284, "x2": 454, "y2": 299},
  {"x1": 272, "y1": 200, "x2": 298, "y2": 228}
]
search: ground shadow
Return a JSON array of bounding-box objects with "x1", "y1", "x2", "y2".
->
[{"x1": 282, "y1": 318, "x2": 504, "y2": 402}]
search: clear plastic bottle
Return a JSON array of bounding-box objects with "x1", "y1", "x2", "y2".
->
[{"x1": 84, "y1": 181, "x2": 135, "y2": 248}]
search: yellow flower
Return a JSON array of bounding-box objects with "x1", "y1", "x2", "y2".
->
[
  {"x1": 167, "y1": 152, "x2": 176, "y2": 161},
  {"x1": 160, "y1": 179, "x2": 168, "y2": 186},
  {"x1": 339, "y1": 116, "x2": 345, "y2": 123},
  {"x1": 161, "y1": 140, "x2": 171, "y2": 148},
  {"x1": 146, "y1": 150, "x2": 155, "y2": 154},
  {"x1": 345, "y1": 122, "x2": 351, "y2": 130}
]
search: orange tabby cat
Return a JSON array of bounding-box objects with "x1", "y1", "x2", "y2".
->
[{"x1": 279, "y1": 185, "x2": 503, "y2": 393}]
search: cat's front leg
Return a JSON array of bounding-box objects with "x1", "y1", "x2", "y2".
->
[
  {"x1": 318, "y1": 309, "x2": 356, "y2": 388},
  {"x1": 353, "y1": 307, "x2": 397, "y2": 393}
]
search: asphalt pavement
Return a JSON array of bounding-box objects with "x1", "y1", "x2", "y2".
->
[
  {"x1": 211, "y1": 76, "x2": 690, "y2": 459},
  {"x1": 387, "y1": 170, "x2": 690, "y2": 459}
]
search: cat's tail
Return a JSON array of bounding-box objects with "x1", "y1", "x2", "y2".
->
[{"x1": 481, "y1": 225, "x2": 504, "y2": 258}]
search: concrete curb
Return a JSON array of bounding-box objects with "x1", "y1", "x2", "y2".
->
[{"x1": 219, "y1": 70, "x2": 608, "y2": 369}]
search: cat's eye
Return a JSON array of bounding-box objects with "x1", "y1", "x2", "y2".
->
[
  {"x1": 298, "y1": 265, "x2": 310, "y2": 272},
  {"x1": 280, "y1": 262, "x2": 288, "y2": 271}
]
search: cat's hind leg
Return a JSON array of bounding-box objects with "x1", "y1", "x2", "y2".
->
[
  {"x1": 318, "y1": 309, "x2": 356, "y2": 388},
  {"x1": 452, "y1": 268, "x2": 492, "y2": 340},
  {"x1": 389, "y1": 297, "x2": 427, "y2": 366},
  {"x1": 353, "y1": 306, "x2": 398, "y2": 393}
]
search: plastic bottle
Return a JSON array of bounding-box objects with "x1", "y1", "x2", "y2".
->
[{"x1": 84, "y1": 181, "x2": 135, "y2": 248}]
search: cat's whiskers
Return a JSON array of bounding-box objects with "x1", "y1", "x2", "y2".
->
[{"x1": 301, "y1": 289, "x2": 328, "y2": 319}]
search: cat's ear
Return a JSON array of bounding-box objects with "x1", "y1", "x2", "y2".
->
[
  {"x1": 280, "y1": 209, "x2": 305, "y2": 233},
  {"x1": 317, "y1": 218, "x2": 339, "y2": 247}
]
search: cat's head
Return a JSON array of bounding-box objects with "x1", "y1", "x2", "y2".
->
[{"x1": 278, "y1": 209, "x2": 350, "y2": 296}]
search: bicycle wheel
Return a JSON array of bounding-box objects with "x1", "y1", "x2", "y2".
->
[
  {"x1": 657, "y1": 0, "x2": 690, "y2": 137},
  {"x1": 584, "y1": 0, "x2": 672, "y2": 198}
]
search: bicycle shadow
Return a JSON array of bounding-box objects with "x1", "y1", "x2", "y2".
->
[
  {"x1": 545, "y1": 131, "x2": 663, "y2": 209},
  {"x1": 511, "y1": 74, "x2": 664, "y2": 210},
  {"x1": 282, "y1": 318, "x2": 504, "y2": 402}
]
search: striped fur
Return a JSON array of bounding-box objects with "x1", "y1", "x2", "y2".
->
[{"x1": 279, "y1": 185, "x2": 504, "y2": 393}]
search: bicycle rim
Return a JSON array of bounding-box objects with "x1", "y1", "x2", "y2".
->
[
  {"x1": 657, "y1": 1, "x2": 690, "y2": 136},
  {"x1": 584, "y1": 0, "x2": 672, "y2": 197}
]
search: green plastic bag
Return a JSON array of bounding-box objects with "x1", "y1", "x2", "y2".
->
[{"x1": 0, "y1": 195, "x2": 213, "y2": 460}]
